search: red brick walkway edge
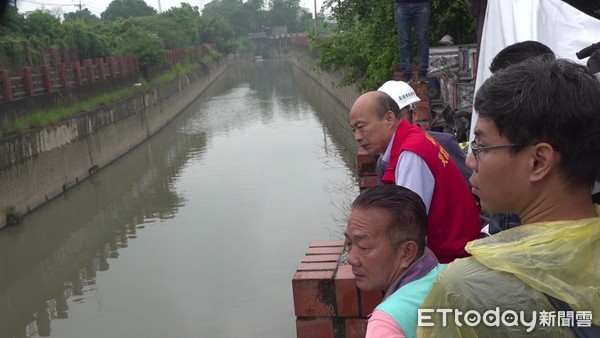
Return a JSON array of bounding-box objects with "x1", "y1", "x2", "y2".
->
[{"x1": 292, "y1": 240, "x2": 383, "y2": 338}]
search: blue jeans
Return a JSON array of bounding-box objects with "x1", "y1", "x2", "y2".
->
[{"x1": 394, "y1": 1, "x2": 430, "y2": 76}]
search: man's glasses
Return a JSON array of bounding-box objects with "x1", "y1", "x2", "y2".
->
[{"x1": 470, "y1": 140, "x2": 523, "y2": 161}]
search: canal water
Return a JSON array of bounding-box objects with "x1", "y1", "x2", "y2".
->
[{"x1": 0, "y1": 60, "x2": 359, "y2": 338}]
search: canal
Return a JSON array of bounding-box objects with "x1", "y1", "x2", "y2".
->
[{"x1": 0, "y1": 59, "x2": 359, "y2": 338}]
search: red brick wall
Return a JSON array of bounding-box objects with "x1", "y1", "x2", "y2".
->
[
  {"x1": 413, "y1": 82, "x2": 431, "y2": 130},
  {"x1": 292, "y1": 240, "x2": 383, "y2": 338},
  {"x1": 292, "y1": 83, "x2": 429, "y2": 336},
  {"x1": 356, "y1": 147, "x2": 378, "y2": 191}
]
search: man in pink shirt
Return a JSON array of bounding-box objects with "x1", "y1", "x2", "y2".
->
[{"x1": 345, "y1": 185, "x2": 445, "y2": 337}]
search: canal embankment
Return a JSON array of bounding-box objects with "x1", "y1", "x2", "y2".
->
[
  {"x1": 290, "y1": 47, "x2": 362, "y2": 113},
  {"x1": 290, "y1": 44, "x2": 382, "y2": 338},
  {"x1": 0, "y1": 53, "x2": 251, "y2": 229}
]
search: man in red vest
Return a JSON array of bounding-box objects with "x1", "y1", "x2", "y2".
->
[{"x1": 349, "y1": 84, "x2": 482, "y2": 263}]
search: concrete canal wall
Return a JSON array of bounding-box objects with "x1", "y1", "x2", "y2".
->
[
  {"x1": 290, "y1": 47, "x2": 362, "y2": 113},
  {"x1": 290, "y1": 43, "x2": 437, "y2": 337},
  {"x1": 0, "y1": 54, "x2": 251, "y2": 229},
  {"x1": 290, "y1": 46, "x2": 383, "y2": 338}
]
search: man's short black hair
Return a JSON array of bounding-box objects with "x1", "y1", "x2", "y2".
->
[
  {"x1": 489, "y1": 40, "x2": 554, "y2": 73},
  {"x1": 352, "y1": 185, "x2": 428, "y2": 255},
  {"x1": 476, "y1": 56, "x2": 600, "y2": 188}
]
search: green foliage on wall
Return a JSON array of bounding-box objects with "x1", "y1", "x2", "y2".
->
[
  {"x1": 0, "y1": 36, "x2": 27, "y2": 71},
  {"x1": 312, "y1": 0, "x2": 475, "y2": 91},
  {"x1": 311, "y1": 0, "x2": 598, "y2": 90}
]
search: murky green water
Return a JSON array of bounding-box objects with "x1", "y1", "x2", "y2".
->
[{"x1": 0, "y1": 60, "x2": 358, "y2": 338}]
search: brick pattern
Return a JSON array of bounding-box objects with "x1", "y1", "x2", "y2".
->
[
  {"x1": 356, "y1": 147, "x2": 378, "y2": 191},
  {"x1": 293, "y1": 68, "x2": 429, "y2": 338},
  {"x1": 39, "y1": 65, "x2": 53, "y2": 92},
  {"x1": 392, "y1": 62, "x2": 432, "y2": 130},
  {"x1": 413, "y1": 82, "x2": 431, "y2": 130},
  {"x1": 293, "y1": 240, "x2": 383, "y2": 338},
  {"x1": 0, "y1": 55, "x2": 142, "y2": 103},
  {"x1": 356, "y1": 67, "x2": 432, "y2": 191},
  {"x1": 20, "y1": 67, "x2": 33, "y2": 97},
  {"x1": 0, "y1": 69, "x2": 13, "y2": 101}
]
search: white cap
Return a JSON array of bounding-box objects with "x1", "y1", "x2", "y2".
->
[
  {"x1": 438, "y1": 34, "x2": 454, "y2": 45},
  {"x1": 378, "y1": 80, "x2": 420, "y2": 110}
]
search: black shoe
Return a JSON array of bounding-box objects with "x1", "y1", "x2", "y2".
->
[
  {"x1": 418, "y1": 73, "x2": 428, "y2": 83},
  {"x1": 402, "y1": 74, "x2": 412, "y2": 83}
]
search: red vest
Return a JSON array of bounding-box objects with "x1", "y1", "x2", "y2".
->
[{"x1": 382, "y1": 120, "x2": 482, "y2": 263}]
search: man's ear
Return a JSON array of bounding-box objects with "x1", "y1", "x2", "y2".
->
[
  {"x1": 530, "y1": 142, "x2": 556, "y2": 183},
  {"x1": 384, "y1": 110, "x2": 397, "y2": 127},
  {"x1": 400, "y1": 241, "x2": 419, "y2": 268}
]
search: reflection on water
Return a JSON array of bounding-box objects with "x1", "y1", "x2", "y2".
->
[
  {"x1": 0, "y1": 59, "x2": 358, "y2": 338},
  {"x1": 0, "y1": 116, "x2": 206, "y2": 337},
  {"x1": 292, "y1": 64, "x2": 359, "y2": 176}
]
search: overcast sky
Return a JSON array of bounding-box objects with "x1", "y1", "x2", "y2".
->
[{"x1": 16, "y1": 0, "x2": 325, "y2": 17}]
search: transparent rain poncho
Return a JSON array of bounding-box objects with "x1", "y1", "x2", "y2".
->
[{"x1": 417, "y1": 207, "x2": 600, "y2": 337}]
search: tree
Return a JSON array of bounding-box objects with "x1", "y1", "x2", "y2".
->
[
  {"x1": 0, "y1": 36, "x2": 28, "y2": 71},
  {"x1": 63, "y1": 20, "x2": 110, "y2": 59},
  {"x1": 202, "y1": 0, "x2": 255, "y2": 36},
  {"x1": 268, "y1": 0, "x2": 301, "y2": 29},
  {"x1": 111, "y1": 20, "x2": 165, "y2": 71},
  {"x1": 312, "y1": 0, "x2": 398, "y2": 90},
  {"x1": 199, "y1": 15, "x2": 236, "y2": 53},
  {"x1": 0, "y1": 5, "x2": 25, "y2": 36},
  {"x1": 0, "y1": 0, "x2": 15, "y2": 21},
  {"x1": 101, "y1": 0, "x2": 157, "y2": 21},
  {"x1": 296, "y1": 8, "x2": 313, "y2": 33},
  {"x1": 64, "y1": 8, "x2": 101, "y2": 24},
  {"x1": 244, "y1": 0, "x2": 267, "y2": 34},
  {"x1": 429, "y1": 0, "x2": 474, "y2": 45},
  {"x1": 23, "y1": 10, "x2": 65, "y2": 47},
  {"x1": 312, "y1": 0, "x2": 474, "y2": 90},
  {"x1": 157, "y1": 3, "x2": 202, "y2": 48}
]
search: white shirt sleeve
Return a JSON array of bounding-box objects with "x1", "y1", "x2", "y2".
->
[{"x1": 395, "y1": 151, "x2": 435, "y2": 213}]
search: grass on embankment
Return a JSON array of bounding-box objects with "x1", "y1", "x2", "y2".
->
[{"x1": 0, "y1": 62, "x2": 202, "y2": 138}]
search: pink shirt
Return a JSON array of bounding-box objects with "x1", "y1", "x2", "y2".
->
[{"x1": 366, "y1": 310, "x2": 407, "y2": 338}]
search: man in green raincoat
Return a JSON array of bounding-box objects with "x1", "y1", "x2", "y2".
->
[{"x1": 417, "y1": 56, "x2": 600, "y2": 337}]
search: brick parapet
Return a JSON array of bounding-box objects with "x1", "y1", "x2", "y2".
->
[
  {"x1": 39, "y1": 65, "x2": 53, "y2": 92},
  {"x1": 72, "y1": 61, "x2": 82, "y2": 86},
  {"x1": 413, "y1": 82, "x2": 431, "y2": 129},
  {"x1": 293, "y1": 240, "x2": 382, "y2": 338},
  {"x1": 0, "y1": 69, "x2": 13, "y2": 101},
  {"x1": 56, "y1": 63, "x2": 68, "y2": 90},
  {"x1": 357, "y1": 69, "x2": 432, "y2": 186},
  {"x1": 84, "y1": 59, "x2": 94, "y2": 83},
  {"x1": 95, "y1": 58, "x2": 105, "y2": 80},
  {"x1": 107, "y1": 57, "x2": 115, "y2": 78},
  {"x1": 356, "y1": 147, "x2": 378, "y2": 191},
  {"x1": 20, "y1": 67, "x2": 34, "y2": 97},
  {"x1": 392, "y1": 62, "x2": 432, "y2": 129}
]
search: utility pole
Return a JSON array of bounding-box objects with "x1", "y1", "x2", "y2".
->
[
  {"x1": 77, "y1": 0, "x2": 82, "y2": 11},
  {"x1": 314, "y1": 0, "x2": 318, "y2": 36},
  {"x1": 158, "y1": 0, "x2": 162, "y2": 12}
]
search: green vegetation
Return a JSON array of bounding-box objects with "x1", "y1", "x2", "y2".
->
[
  {"x1": 0, "y1": 62, "x2": 202, "y2": 137},
  {"x1": 312, "y1": 0, "x2": 600, "y2": 91},
  {"x1": 1, "y1": 0, "x2": 316, "y2": 72},
  {"x1": 2, "y1": 0, "x2": 597, "y2": 91},
  {"x1": 0, "y1": 0, "x2": 319, "y2": 137}
]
